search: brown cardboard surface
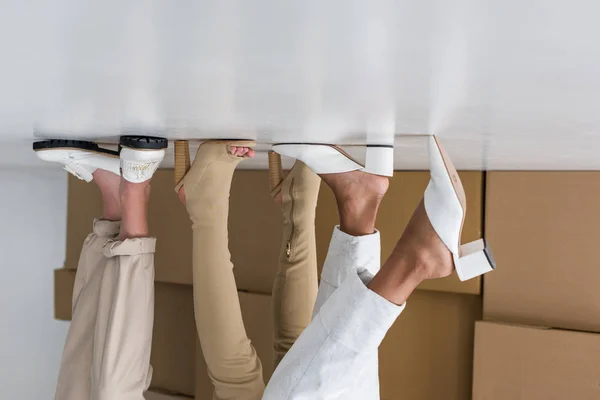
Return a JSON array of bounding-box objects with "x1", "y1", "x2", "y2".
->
[
  {"x1": 150, "y1": 283, "x2": 197, "y2": 397},
  {"x1": 484, "y1": 172, "x2": 600, "y2": 332},
  {"x1": 379, "y1": 290, "x2": 482, "y2": 400},
  {"x1": 54, "y1": 268, "x2": 76, "y2": 320},
  {"x1": 195, "y1": 291, "x2": 275, "y2": 399},
  {"x1": 145, "y1": 390, "x2": 193, "y2": 400},
  {"x1": 473, "y1": 321, "x2": 600, "y2": 400},
  {"x1": 65, "y1": 171, "x2": 283, "y2": 293},
  {"x1": 316, "y1": 171, "x2": 484, "y2": 295}
]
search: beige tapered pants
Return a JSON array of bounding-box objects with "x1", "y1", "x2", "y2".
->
[
  {"x1": 55, "y1": 219, "x2": 156, "y2": 400},
  {"x1": 176, "y1": 142, "x2": 320, "y2": 400}
]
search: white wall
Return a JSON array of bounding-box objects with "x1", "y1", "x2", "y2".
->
[{"x1": 0, "y1": 167, "x2": 69, "y2": 399}]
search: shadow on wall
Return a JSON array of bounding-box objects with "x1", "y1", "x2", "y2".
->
[{"x1": 0, "y1": 167, "x2": 69, "y2": 400}]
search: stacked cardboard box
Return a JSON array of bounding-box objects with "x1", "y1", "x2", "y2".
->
[
  {"x1": 144, "y1": 391, "x2": 193, "y2": 400},
  {"x1": 475, "y1": 172, "x2": 600, "y2": 399},
  {"x1": 57, "y1": 169, "x2": 486, "y2": 400}
]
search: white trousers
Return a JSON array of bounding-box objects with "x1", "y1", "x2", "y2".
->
[{"x1": 263, "y1": 227, "x2": 405, "y2": 400}]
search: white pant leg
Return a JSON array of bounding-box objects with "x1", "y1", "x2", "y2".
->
[
  {"x1": 312, "y1": 226, "x2": 381, "y2": 317},
  {"x1": 309, "y1": 227, "x2": 383, "y2": 399},
  {"x1": 263, "y1": 250, "x2": 405, "y2": 400}
]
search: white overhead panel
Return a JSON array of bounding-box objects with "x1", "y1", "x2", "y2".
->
[{"x1": 0, "y1": 0, "x2": 599, "y2": 170}]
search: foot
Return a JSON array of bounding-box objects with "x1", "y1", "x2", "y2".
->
[
  {"x1": 177, "y1": 145, "x2": 256, "y2": 206},
  {"x1": 319, "y1": 170, "x2": 389, "y2": 236},
  {"x1": 367, "y1": 200, "x2": 454, "y2": 305},
  {"x1": 33, "y1": 139, "x2": 120, "y2": 182},
  {"x1": 391, "y1": 200, "x2": 454, "y2": 281}
]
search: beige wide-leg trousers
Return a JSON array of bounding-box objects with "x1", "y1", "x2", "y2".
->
[
  {"x1": 55, "y1": 219, "x2": 156, "y2": 400},
  {"x1": 176, "y1": 142, "x2": 320, "y2": 400}
]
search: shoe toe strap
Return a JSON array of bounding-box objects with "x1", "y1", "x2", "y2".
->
[{"x1": 63, "y1": 164, "x2": 85, "y2": 181}]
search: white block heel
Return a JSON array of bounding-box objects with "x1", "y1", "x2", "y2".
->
[
  {"x1": 454, "y1": 239, "x2": 496, "y2": 281},
  {"x1": 424, "y1": 136, "x2": 496, "y2": 281},
  {"x1": 272, "y1": 144, "x2": 394, "y2": 177},
  {"x1": 363, "y1": 146, "x2": 394, "y2": 177}
]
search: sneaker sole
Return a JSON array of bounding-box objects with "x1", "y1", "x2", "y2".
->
[
  {"x1": 32, "y1": 139, "x2": 119, "y2": 158},
  {"x1": 120, "y1": 136, "x2": 168, "y2": 150}
]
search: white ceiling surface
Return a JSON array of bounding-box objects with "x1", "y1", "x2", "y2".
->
[{"x1": 1, "y1": 0, "x2": 600, "y2": 170}]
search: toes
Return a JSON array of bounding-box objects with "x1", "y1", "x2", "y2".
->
[{"x1": 229, "y1": 145, "x2": 255, "y2": 158}]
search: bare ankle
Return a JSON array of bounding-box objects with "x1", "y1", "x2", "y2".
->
[
  {"x1": 368, "y1": 251, "x2": 426, "y2": 305},
  {"x1": 119, "y1": 179, "x2": 151, "y2": 240},
  {"x1": 120, "y1": 179, "x2": 151, "y2": 198},
  {"x1": 338, "y1": 197, "x2": 382, "y2": 236},
  {"x1": 178, "y1": 187, "x2": 186, "y2": 206},
  {"x1": 102, "y1": 203, "x2": 121, "y2": 221},
  {"x1": 322, "y1": 171, "x2": 388, "y2": 236}
]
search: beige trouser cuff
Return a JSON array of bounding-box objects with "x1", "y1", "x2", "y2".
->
[{"x1": 102, "y1": 237, "x2": 157, "y2": 257}]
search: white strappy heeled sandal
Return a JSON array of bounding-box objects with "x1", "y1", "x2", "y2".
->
[{"x1": 424, "y1": 136, "x2": 496, "y2": 281}]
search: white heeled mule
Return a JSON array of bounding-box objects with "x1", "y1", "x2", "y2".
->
[
  {"x1": 424, "y1": 136, "x2": 495, "y2": 281},
  {"x1": 271, "y1": 143, "x2": 394, "y2": 177}
]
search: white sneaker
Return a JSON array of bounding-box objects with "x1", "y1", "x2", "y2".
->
[
  {"x1": 424, "y1": 136, "x2": 496, "y2": 281},
  {"x1": 33, "y1": 139, "x2": 120, "y2": 182},
  {"x1": 271, "y1": 144, "x2": 394, "y2": 177},
  {"x1": 119, "y1": 136, "x2": 168, "y2": 183}
]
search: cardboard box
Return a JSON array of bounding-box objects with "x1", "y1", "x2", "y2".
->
[
  {"x1": 54, "y1": 268, "x2": 76, "y2": 321},
  {"x1": 145, "y1": 391, "x2": 193, "y2": 400},
  {"x1": 484, "y1": 172, "x2": 600, "y2": 332},
  {"x1": 316, "y1": 172, "x2": 484, "y2": 295},
  {"x1": 195, "y1": 291, "x2": 275, "y2": 399},
  {"x1": 150, "y1": 283, "x2": 197, "y2": 397},
  {"x1": 379, "y1": 290, "x2": 482, "y2": 400},
  {"x1": 473, "y1": 321, "x2": 600, "y2": 400}
]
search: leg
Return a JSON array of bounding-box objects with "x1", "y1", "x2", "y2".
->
[
  {"x1": 55, "y1": 171, "x2": 122, "y2": 400},
  {"x1": 177, "y1": 142, "x2": 264, "y2": 400},
  {"x1": 312, "y1": 170, "x2": 389, "y2": 315},
  {"x1": 90, "y1": 176, "x2": 157, "y2": 400},
  {"x1": 264, "y1": 176, "x2": 452, "y2": 400},
  {"x1": 271, "y1": 161, "x2": 320, "y2": 368}
]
